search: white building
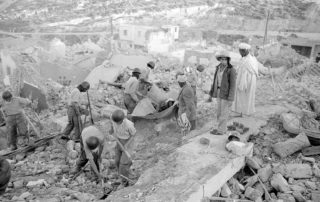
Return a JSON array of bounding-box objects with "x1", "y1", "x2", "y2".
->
[{"x1": 118, "y1": 24, "x2": 179, "y2": 54}]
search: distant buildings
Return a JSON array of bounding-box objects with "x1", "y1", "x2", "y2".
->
[{"x1": 117, "y1": 24, "x2": 179, "y2": 53}]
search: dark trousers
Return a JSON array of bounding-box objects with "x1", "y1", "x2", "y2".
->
[
  {"x1": 63, "y1": 105, "x2": 87, "y2": 141},
  {"x1": 124, "y1": 94, "x2": 137, "y2": 114},
  {"x1": 114, "y1": 138, "x2": 132, "y2": 182},
  {"x1": 0, "y1": 158, "x2": 11, "y2": 195},
  {"x1": 6, "y1": 113, "x2": 28, "y2": 149},
  {"x1": 190, "y1": 120, "x2": 196, "y2": 131},
  {"x1": 76, "y1": 137, "x2": 100, "y2": 173},
  {"x1": 191, "y1": 85, "x2": 197, "y2": 107}
]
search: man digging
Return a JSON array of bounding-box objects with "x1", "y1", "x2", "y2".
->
[
  {"x1": 109, "y1": 110, "x2": 136, "y2": 188},
  {"x1": 71, "y1": 125, "x2": 105, "y2": 183}
]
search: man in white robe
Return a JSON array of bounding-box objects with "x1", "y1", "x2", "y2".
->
[{"x1": 232, "y1": 43, "x2": 259, "y2": 115}]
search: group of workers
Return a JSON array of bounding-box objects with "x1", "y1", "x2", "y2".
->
[{"x1": 0, "y1": 42, "x2": 258, "y2": 194}]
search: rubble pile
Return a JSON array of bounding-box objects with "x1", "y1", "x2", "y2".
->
[{"x1": 207, "y1": 114, "x2": 320, "y2": 201}]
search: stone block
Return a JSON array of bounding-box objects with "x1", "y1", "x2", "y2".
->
[
  {"x1": 305, "y1": 181, "x2": 317, "y2": 190},
  {"x1": 292, "y1": 191, "x2": 306, "y2": 202},
  {"x1": 221, "y1": 184, "x2": 232, "y2": 197},
  {"x1": 13, "y1": 180, "x2": 24, "y2": 189},
  {"x1": 270, "y1": 173, "x2": 290, "y2": 193},
  {"x1": 273, "y1": 164, "x2": 313, "y2": 179},
  {"x1": 277, "y1": 193, "x2": 295, "y2": 202},
  {"x1": 244, "y1": 187, "x2": 263, "y2": 201},
  {"x1": 258, "y1": 164, "x2": 272, "y2": 182}
]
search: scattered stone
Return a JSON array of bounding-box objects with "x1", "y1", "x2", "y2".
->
[
  {"x1": 299, "y1": 154, "x2": 315, "y2": 164},
  {"x1": 290, "y1": 184, "x2": 306, "y2": 193},
  {"x1": 305, "y1": 181, "x2": 317, "y2": 190},
  {"x1": 13, "y1": 180, "x2": 24, "y2": 189},
  {"x1": 52, "y1": 148, "x2": 62, "y2": 153},
  {"x1": 26, "y1": 179, "x2": 48, "y2": 188},
  {"x1": 270, "y1": 192, "x2": 277, "y2": 199},
  {"x1": 288, "y1": 178, "x2": 294, "y2": 184},
  {"x1": 75, "y1": 143, "x2": 81, "y2": 153},
  {"x1": 69, "y1": 150, "x2": 78, "y2": 159},
  {"x1": 35, "y1": 146, "x2": 46, "y2": 152},
  {"x1": 221, "y1": 184, "x2": 232, "y2": 197},
  {"x1": 244, "y1": 187, "x2": 263, "y2": 201},
  {"x1": 16, "y1": 153, "x2": 26, "y2": 161},
  {"x1": 311, "y1": 191, "x2": 320, "y2": 202},
  {"x1": 258, "y1": 164, "x2": 272, "y2": 182},
  {"x1": 272, "y1": 133, "x2": 310, "y2": 158},
  {"x1": 277, "y1": 193, "x2": 295, "y2": 202},
  {"x1": 313, "y1": 164, "x2": 320, "y2": 177},
  {"x1": 199, "y1": 137, "x2": 210, "y2": 145},
  {"x1": 60, "y1": 165, "x2": 69, "y2": 173},
  {"x1": 50, "y1": 153, "x2": 64, "y2": 160},
  {"x1": 270, "y1": 173, "x2": 290, "y2": 193},
  {"x1": 244, "y1": 175, "x2": 259, "y2": 188},
  {"x1": 246, "y1": 156, "x2": 262, "y2": 170},
  {"x1": 67, "y1": 140, "x2": 75, "y2": 151},
  {"x1": 273, "y1": 164, "x2": 313, "y2": 179},
  {"x1": 19, "y1": 192, "x2": 32, "y2": 199},
  {"x1": 292, "y1": 191, "x2": 306, "y2": 202}
]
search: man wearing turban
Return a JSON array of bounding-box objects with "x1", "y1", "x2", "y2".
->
[{"x1": 233, "y1": 43, "x2": 259, "y2": 115}]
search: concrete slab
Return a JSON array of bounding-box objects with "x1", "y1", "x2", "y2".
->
[{"x1": 109, "y1": 132, "x2": 252, "y2": 202}]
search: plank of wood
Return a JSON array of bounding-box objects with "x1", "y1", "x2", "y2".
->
[{"x1": 302, "y1": 146, "x2": 320, "y2": 156}]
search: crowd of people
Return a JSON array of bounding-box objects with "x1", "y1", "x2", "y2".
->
[{"x1": 0, "y1": 42, "x2": 259, "y2": 194}]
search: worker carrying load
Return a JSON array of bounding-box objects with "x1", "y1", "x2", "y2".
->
[
  {"x1": 62, "y1": 81, "x2": 90, "y2": 142},
  {"x1": 109, "y1": 109, "x2": 136, "y2": 187},
  {"x1": 1, "y1": 90, "x2": 31, "y2": 151},
  {"x1": 71, "y1": 126, "x2": 105, "y2": 182},
  {"x1": 123, "y1": 68, "x2": 143, "y2": 114},
  {"x1": 176, "y1": 74, "x2": 197, "y2": 134}
]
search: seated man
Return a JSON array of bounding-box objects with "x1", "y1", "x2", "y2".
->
[{"x1": 72, "y1": 126, "x2": 105, "y2": 182}]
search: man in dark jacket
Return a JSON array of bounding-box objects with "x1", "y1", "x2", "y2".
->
[
  {"x1": 208, "y1": 50, "x2": 237, "y2": 135},
  {"x1": 177, "y1": 74, "x2": 197, "y2": 131}
]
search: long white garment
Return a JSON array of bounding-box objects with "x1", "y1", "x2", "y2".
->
[{"x1": 233, "y1": 54, "x2": 259, "y2": 115}]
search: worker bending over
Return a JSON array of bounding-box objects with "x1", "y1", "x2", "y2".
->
[
  {"x1": 176, "y1": 74, "x2": 197, "y2": 133},
  {"x1": 1, "y1": 91, "x2": 31, "y2": 151},
  {"x1": 72, "y1": 126, "x2": 105, "y2": 182},
  {"x1": 110, "y1": 110, "x2": 136, "y2": 186},
  {"x1": 123, "y1": 68, "x2": 141, "y2": 114},
  {"x1": 62, "y1": 81, "x2": 90, "y2": 141}
]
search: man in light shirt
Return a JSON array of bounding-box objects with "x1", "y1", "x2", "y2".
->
[
  {"x1": 1, "y1": 91, "x2": 31, "y2": 150},
  {"x1": 140, "y1": 61, "x2": 155, "y2": 82},
  {"x1": 110, "y1": 109, "x2": 136, "y2": 186},
  {"x1": 123, "y1": 68, "x2": 141, "y2": 114},
  {"x1": 72, "y1": 126, "x2": 105, "y2": 182},
  {"x1": 62, "y1": 81, "x2": 90, "y2": 141}
]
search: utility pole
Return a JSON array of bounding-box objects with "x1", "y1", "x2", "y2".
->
[{"x1": 263, "y1": 10, "x2": 270, "y2": 47}]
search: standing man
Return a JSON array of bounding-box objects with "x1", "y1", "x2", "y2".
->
[
  {"x1": 123, "y1": 68, "x2": 141, "y2": 114},
  {"x1": 186, "y1": 64, "x2": 205, "y2": 107},
  {"x1": 1, "y1": 91, "x2": 31, "y2": 151},
  {"x1": 140, "y1": 61, "x2": 155, "y2": 82},
  {"x1": 177, "y1": 74, "x2": 197, "y2": 131},
  {"x1": 233, "y1": 43, "x2": 259, "y2": 116},
  {"x1": 208, "y1": 51, "x2": 237, "y2": 135},
  {"x1": 110, "y1": 110, "x2": 136, "y2": 187},
  {"x1": 62, "y1": 81, "x2": 90, "y2": 142},
  {"x1": 72, "y1": 126, "x2": 105, "y2": 182}
]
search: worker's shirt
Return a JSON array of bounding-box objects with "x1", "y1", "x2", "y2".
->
[
  {"x1": 68, "y1": 88, "x2": 81, "y2": 106},
  {"x1": 2, "y1": 97, "x2": 31, "y2": 116},
  {"x1": 217, "y1": 66, "x2": 226, "y2": 88},
  {"x1": 123, "y1": 77, "x2": 140, "y2": 102},
  {"x1": 81, "y1": 126, "x2": 105, "y2": 160},
  {"x1": 140, "y1": 67, "x2": 150, "y2": 81},
  {"x1": 111, "y1": 118, "x2": 136, "y2": 140}
]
